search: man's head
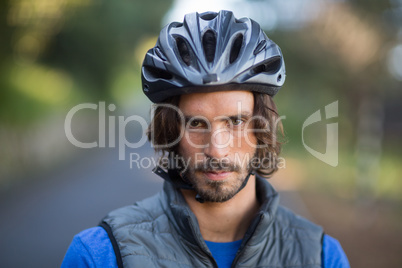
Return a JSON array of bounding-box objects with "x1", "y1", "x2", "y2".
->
[
  {"x1": 147, "y1": 86, "x2": 283, "y2": 202},
  {"x1": 142, "y1": 10, "x2": 285, "y2": 202}
]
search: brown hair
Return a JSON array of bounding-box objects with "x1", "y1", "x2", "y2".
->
[{"x1": 146, "y1": 87, "x2": 285, "y2": 178}]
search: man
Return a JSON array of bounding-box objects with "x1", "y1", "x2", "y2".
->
[{"x1": 62, "y1": 10, "x2": 350, "y2": 267}]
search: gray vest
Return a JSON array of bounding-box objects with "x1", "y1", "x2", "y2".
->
[{"x1": 101, "y1": 176, "x2": 323, "y2": 268}]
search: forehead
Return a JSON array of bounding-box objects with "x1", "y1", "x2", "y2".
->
[{"x1": 178, "y1": 90, "x2": 254, "y2": 117}]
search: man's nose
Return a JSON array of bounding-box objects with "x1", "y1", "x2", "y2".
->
[{"x1": 203, "y1": 128, "x2": 231, "y2": 159}]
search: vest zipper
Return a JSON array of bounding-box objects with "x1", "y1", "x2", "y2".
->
[
  {"x1": 230, "y1": 213, "x2": 265, "y2": 268},
  {"x1": 186, "y1": 215, "x2": 219, "y2": 268}
]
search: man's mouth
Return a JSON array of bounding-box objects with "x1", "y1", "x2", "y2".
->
[{"x1": 204, "y1": 171, "x2": 232, "y2": 181}]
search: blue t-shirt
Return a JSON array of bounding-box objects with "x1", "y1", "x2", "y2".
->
[
  {"x1": 205, "y1": 239, "x2": 243, "y2": 267},
  {"x1": 61, "y1": 227, "x2": 350, "y2": 268}
]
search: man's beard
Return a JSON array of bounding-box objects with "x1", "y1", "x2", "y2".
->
[{"x1": 181, "y1": 157, "x2": 252, "y2": 203}]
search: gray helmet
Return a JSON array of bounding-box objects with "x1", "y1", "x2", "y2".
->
[{"x1": 141, "y1": 10, "x2": 286, "y2": 103}]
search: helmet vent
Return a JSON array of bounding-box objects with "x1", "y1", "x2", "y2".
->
[
  {"x1": 200, "y1": 12, "x2": 218, "y2": 21},
  {"x1": 252, "y1": 56, "x2": 281, "y2": 74},
  {"x1": 144, "y1": 66, "x2": 173, "y2": 80},
  {"x1": 202, "y1": 30, "x2": 216, "y2": 63},
  {"x1": 171, "y1": 22, "x2": 183, "y2": 28},
  {"x1": 176, "y1": 37, "x2": 192, "y2": 66},
  {"x1": 229, "y1": 34, "x2": 243, "y2": 64},
  {"x1": 155, "y1": 47, "x2": 167, "y2": 61},
  {"x1": 253, "y1": 40, "x2": 267, "y2": 55}
]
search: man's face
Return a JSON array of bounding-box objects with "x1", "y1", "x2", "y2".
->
[{"x1": 178, "y1": 90, "x2": 257, "y2": 202}]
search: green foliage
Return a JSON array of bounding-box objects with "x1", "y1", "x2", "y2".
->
[
  {"x1": 0, "y1": 0, "x2": 173, "y2": 124},
  {"x1": 350, "y1": 0, "x2": 391, "y2": 14},
  {"x1": 0, "y1": 1, "x2": 13, "y2": 62},
  {"x1": 42, "y1": 0, "x2": 173, "y2": 100}
]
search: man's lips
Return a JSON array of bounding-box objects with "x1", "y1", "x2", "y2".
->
[{"x1": 204, "y1": 171, "x2": 232, "y2": 181}]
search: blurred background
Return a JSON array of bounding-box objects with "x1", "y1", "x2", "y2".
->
[{"x1": 0, "y1": 0, "x2": 401, "y2": 267}]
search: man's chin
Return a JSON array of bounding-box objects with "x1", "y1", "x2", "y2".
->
[
  {"x1": 192, "y1": 182, "x2": 240, "y2": 203},
  {"x1": 195, "y1": 191, "x2": 237, "y2": 203}
]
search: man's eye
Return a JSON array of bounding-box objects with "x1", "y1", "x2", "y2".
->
[
  {"x1": 189, "y1": 119, "x2": 205, "y2": 128},
  {"x1": 231, "y1": 118, "x2": 244, "y2": 126}
]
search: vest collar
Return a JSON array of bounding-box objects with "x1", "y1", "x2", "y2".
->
[{"x1": 161, "y1": 175, "x2": 280, "y2": 253}]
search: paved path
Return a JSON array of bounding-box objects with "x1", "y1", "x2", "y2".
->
[{"x1": 0, "y1": 144, "x2": 311, "y2": 268}]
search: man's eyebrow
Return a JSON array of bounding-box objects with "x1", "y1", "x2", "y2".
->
[
  {"x1": 239, "y1": 112, "x2": 253, "y2": 118},
  {"x1": 184, "y1": 115, "x2": 207, "y2": 122},
  {"x1": 228, "y1": 112, "x2": 253, "y2": 118},
  {"x1": 215, "y1": 112, "x2": 253, "y2": 121},
  {"x1": 183, "y1": 112, "x2": 253, "y2": 122}
]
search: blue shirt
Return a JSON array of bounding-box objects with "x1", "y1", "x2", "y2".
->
[
  {"x1": 61, "y1": 227, "x2": 350, "y2": 268},
  {"x1": 205, "y1": 239, "x2": 243, "y2": 267}
]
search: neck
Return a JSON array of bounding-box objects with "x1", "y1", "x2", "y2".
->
[{"x1": 181, "y1": 175, "x2": 260, "y2": 242}]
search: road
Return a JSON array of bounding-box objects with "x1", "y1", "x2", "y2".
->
[{"x1": 0, "y1": 144, "x2": 311, "y2": 268}]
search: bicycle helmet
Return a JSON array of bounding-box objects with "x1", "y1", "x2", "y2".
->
[{"x1": 141, "y1": 10, "x2": 286, "y2": 103}]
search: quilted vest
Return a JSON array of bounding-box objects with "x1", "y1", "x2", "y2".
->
[{"x1": 100, "y1": 175, "x2": 323, "y2": 268}]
